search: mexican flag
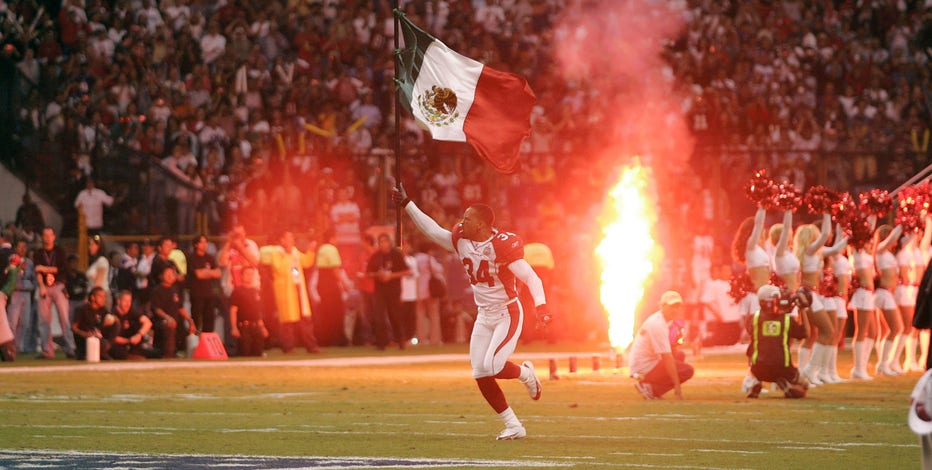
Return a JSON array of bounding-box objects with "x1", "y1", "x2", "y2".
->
[{"x1": 395, "y1": 11, "x2": 536, "y2": 174}]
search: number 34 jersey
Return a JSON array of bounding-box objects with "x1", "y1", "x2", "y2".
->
[{"x1": 451, "y1": 225, "x2": 525, "y2": 308}]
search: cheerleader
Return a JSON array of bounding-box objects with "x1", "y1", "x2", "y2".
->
[
  {"x1": 771, "y1": 209, "x2": 797, "y2": 295},
  {"x1": 850, "y1": 215, "x2": 878, "y2": 380},
  {"x1": 730, "y1": 206, "x2": 770, "y2": 318},
  {"x1": 873, "y1": 224, "x2": 904, "y2": 376},
  {"x1": 797, "y1": 214, "x2": 842, "y2": 384},
  {"x1": 895, "y1": 231, "x2": 920, "y2": 373},
  {"x1": 824, "y1": 224, "x2": 850, "y2": 382}
]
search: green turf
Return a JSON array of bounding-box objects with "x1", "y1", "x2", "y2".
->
[{"x1": 0, "y1": 343, "x2": 921, "y2": 469}]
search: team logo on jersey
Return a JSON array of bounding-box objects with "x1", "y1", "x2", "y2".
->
[
  {"x1": 417, "y1": 86, "x2": 459, "y2": 127},
  {"x1": 483, "y1": 247, "x2": 492, "y2": 258},
  {"x1": 762, "y1": 320, "x2": 782, "y2": 336}
]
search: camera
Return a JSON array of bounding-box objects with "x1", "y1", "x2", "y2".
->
[{"x1": 759, "y1": 286, "x2": 811, "y2": 315}]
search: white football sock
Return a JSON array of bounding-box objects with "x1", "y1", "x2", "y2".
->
[{"x1": 499, "y1": 407, "x2": 521, "y2": 427}]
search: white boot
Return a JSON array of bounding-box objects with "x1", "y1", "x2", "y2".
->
[
  {"x1": 828, "y1": 345, "x2": 845, "y2": 382},
  {"x1": 904, "y1": 334, "x2": 918, "y2": 372},
  {"x1": 798, "y1": 346, "x2": 812, "y2": 370},
  {"x1": 873, "y1": 338, "x2": 885, "y2": 375},
  {"x1": 877, "y1": 337, "x2": 899, "y2": 376},
  {"x1": 802, "y1": 344, "x2": 824, "y2": 386},
  {"x1": 851, "y1": 340, "x2": 874, "y2": 380},
  {"x1": 816, "y1": 344, "x2": 840, "y2": 384},
  {"x1": 890, "y1": 334, "x2": 906, "y2": 374}
]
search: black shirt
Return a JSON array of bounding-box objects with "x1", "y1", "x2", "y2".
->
[
  {"x1": 230, "y1": 286, "x2": 263, "y2": 323},
  {"x1": 36, "y1": 246, "x2": 68, "y2": 286},
  {"x1": 148, "y1": 256, "x2": 178, "y2": 291},
  {"x1": 366, "y1": 248, "x2": 406, "y2": 296},
  {"x1": 150, "y1": 283, "x2": 183, "y2": 319},
  {"x1": 114, "y1": 308, "x2": 147, "y2": 339},
  {"x1": 73, "y1": 304, "x2": 106, "y2": 334},
  {"x1": 187, "y1": 251, "x2": 219, "y2": 298}
]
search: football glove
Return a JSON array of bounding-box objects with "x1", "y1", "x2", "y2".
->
[
  {"x1": 391, "y1": 182, "x2": 411, "y2": 208},
  {"x1": 536, "y1": 304, "x2": 553, "y2": 329}
]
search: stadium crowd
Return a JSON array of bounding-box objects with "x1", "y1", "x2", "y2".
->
[{"x1": 0, "y1": 0, "x2": 930, "y2": 358}]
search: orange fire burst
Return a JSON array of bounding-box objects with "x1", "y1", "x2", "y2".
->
[{"x1": 596, "y1": 162, "x2": 662, "y2": 352}]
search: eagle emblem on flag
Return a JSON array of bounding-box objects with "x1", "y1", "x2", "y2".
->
[{"x1": 417, "y1": 85, "x2": 460, "y2": 127}]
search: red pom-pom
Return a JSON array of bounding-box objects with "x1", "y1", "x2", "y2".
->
[
  {"x1": 896, "y1": 185, "x2": 925, "y2": 232},
  {"x1": 803, "y1": 185, "x2": 839, "y2": 215},
  {"x1": 728, "y1": 271, "x2": 754, "y2": 304},
  {"x1": 819, "y1": 267, "x2": 838, "y2": 298},
  {"x1": 847, "y1": 214, "x2": 875, "y2": 250},
  {"x1": 771, "y1": 182, "x2": 802, "y2": 212},
  {"x1": 859, "y1": 189, "x2": 892, "y2": 218},
  {"x1": 770, "y1": 271, "x2": 787, "y2": 289},
  {"x1": 745, "y1": 169, "x2": 776, "y2": 208}
]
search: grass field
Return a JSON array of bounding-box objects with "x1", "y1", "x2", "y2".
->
[{"x1": 0, "y1": 342, "x2": 921, "y2": 469}]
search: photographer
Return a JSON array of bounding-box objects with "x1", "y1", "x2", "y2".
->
[
  {"x1": 629, "y1": 291, "x2": 695, "y2": 400},
  {"x1": 746, "y1": 285, "x2": 811, "y2": 398}
]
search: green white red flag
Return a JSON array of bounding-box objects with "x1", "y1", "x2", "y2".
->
[{"x1": 395, "y1": 11, "x2": 536, "y2": 174}]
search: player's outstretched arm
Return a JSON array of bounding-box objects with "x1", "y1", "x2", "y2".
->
[
  {"x1": 509, "y1": 259, "x2": 546, "y2": 306},
  {"x1": 392, "y1": 183, "x2": 455, "y2": 252}
]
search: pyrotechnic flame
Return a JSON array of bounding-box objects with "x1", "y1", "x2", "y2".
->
[{"x1": 596, "y1": 163, "x2": 661, "y2": 352}]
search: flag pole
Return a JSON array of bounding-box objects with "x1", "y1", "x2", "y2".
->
[{"x1": 393, "y1": 1, "x2": 403, "y2": 248}]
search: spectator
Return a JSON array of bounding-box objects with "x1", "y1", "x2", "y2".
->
[
  {"x1": 74, "y1": 179, "x2": 114, "y2": 233},
  {"x1": 85, "y1": 235, "x2": 111, "y2": 309},
  {"x1": 35, "y1": 227, "x2": 76, "y2": 359},
  {"x1": 71, "y1": 286, "x2": 110, "y2": 361},
  {"x1": 414, "y1": 242, "x2": 444, "y2": 346},
  {"x1": 228, "y1": 265, "x2": 268, "y2": 357},
  {"x1": 366, "y1": 233, "x2": 411, "y2": 350},
  {"x1": 310, "y1": 229, "x2": 351, "y2": 347},
  {"x1": 0, "y1": 233, "x2": 16, "y2": 361},
  {"x1": 149, "y1": 265, "x2": 196, "y2": 358},
  {"x1": 102, "y1": 290, "x2": 158, "y2": 360},
  {"x1": 134, "y1": 239, "x2": 156, "y2": 306},
  {"x1": 188, "y1": 234, "x2": 222, "y2": 333},
  {"x1": 8, "y1": 240, "x2": 37, "y2": 354},
  {"x1": 261, "y1": 230, "x2": 319, "y2": 354},
  {"x1": 14, "y1": 192, "x2": 44, "y2": 238},
  {"x1": 218, "y1": 224, "x2": 261, "y2": 297}
]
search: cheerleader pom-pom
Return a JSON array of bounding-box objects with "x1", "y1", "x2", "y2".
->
[
  {"x1": 745, "y1": 169, "x2": 776, "y2": 208},
  {"x1": 916, "y1": 181, "x2": 932, "y2": 218},
  {"x1": 858, "y1": 189, "x2": 892, "y2": 218},
  {"x1": 819, "y1": 268, "x2": 838, "y2": 298},
  {"x1": 803, "y1": 185, "x2": 838, "y2": 215},
  {"x1": 897, "y1": 185, "x2": 929, "y2": 232},
  {"x1": 830, "y1": 192, "x2": 856, "y2": 224},
  {"x1": 847, "y1": 215, "x2": 875, "y2": 250},
  {"x1": 769, "y1": 271, "x2": 787, "y2": 290},
  {"x1": 771, "y1": 182, "x2": 802, "y2": 212},
  {"x1": 728, "y1": 271, "x2": 754, "y2": 304}
]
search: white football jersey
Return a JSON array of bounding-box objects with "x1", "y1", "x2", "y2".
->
[{"x1": 451, "y1": 225, "x2": 525, "y2": 308}]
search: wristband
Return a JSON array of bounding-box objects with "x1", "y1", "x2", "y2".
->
[{"x1": 401, "y1": 197, "x2": 411, "y2": 208}]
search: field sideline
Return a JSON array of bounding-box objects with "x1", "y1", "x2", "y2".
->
[{"x1": 0, "y1": 342, "x2": 922, "y2": 469}]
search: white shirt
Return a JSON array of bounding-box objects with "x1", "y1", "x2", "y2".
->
[
  {"x1": 74, "y1": 188, "x2": 115, "y2": 229},
  {"x1": 199, "y1": 33, "x2": 227, "y2": 64},
  {"x1": 628, "y1": 311, "x2": 672, "y2": 376},
  {"x1": 415, "y1": 252, "x2": 444, "y2": 300},
  {"x1": 401, "y1": 255, "x2": 419, "y2": 302}
]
